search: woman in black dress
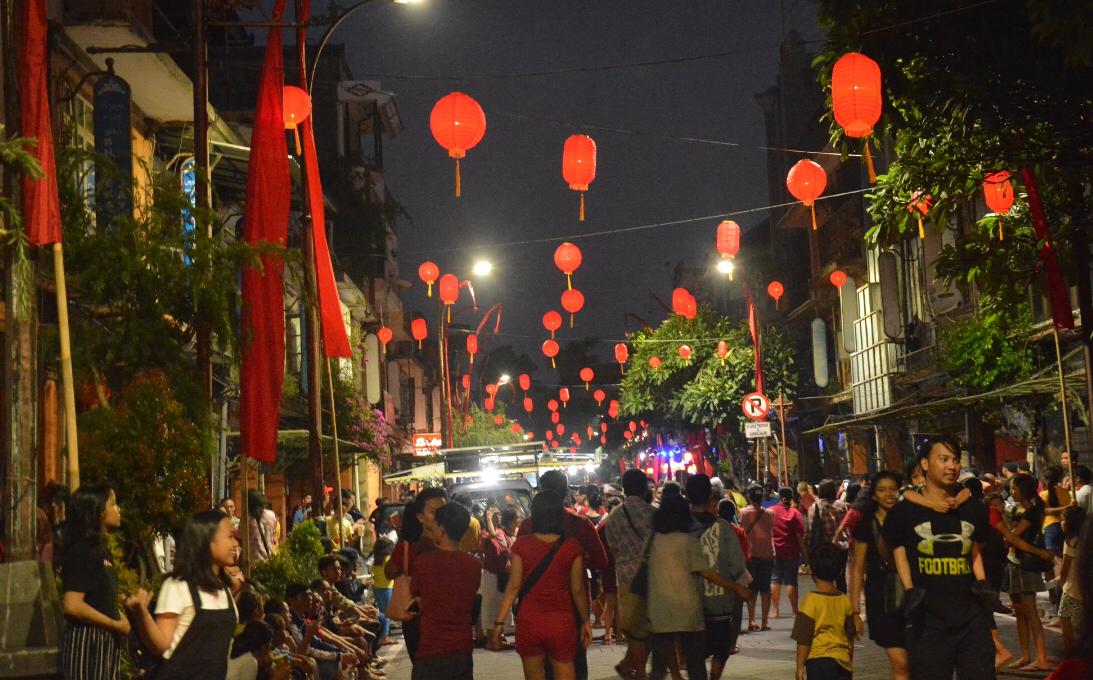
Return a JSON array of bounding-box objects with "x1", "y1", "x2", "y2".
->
[
  {"x1": 849, "y1": 471, "x2": 908, "y2": 680},
  {"x1": 60, "y1": 486, "x2": 129, "y2": 680}
]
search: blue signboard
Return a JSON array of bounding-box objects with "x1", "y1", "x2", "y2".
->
[
  {"x1": 93, "y1": 73, "x2": 133, "y2": 229},
  {"x1": 181, "y1": 157, "x2": 196, "y2": 264}
]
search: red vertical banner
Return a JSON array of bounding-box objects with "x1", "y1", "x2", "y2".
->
[
  {"x1": 240, "y1": 0, "x2": 291, "y2": 464},
  {"x1": 1021, "y1": 167, "x2": 1074, "y2": 330},
  {"x1": 19, "y1": 0, "x2": 61, "y2": 246},
  {"x1": 747, "y1": 291, "x2": 764, "y2": 394}
]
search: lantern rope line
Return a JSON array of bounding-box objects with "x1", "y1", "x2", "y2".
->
[
  {"x1": 404, "y1": 187, "x2": 872, "y2": 255},
  {"x1": 858, "y1": 0, "x2": 1003, "y2": 36}
]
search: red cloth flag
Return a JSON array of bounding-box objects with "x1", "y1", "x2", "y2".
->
[
  {"x1": 747, "y1": 291, "x2": 764, "y2": 394},
  {"x1": 240, "y1": 0, "x2": 291, "y2": 464},
  {"x1": 20, "y1": 0, "x2": 61, "y2": 246},
  {"x1": 1021, "y1": 167, "x2": 1073, "y2": 330}
]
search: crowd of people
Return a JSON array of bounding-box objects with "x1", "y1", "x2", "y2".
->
[{"x1": 52, "y1": 434, "x2": 1093, "y2": 680}]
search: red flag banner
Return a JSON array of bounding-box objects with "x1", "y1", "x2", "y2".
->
[
  {"x1": 1021, "y1": 167, "x2": 1074, "y2": 330},
  {"x1": 747, "y1": 290, "x2": 764, "y2": 394},
  {"x1": 240, "y1": 0, "x2": 291, "y2": 464},
  {"x1": 20, "y1": 0, "x2": 61, "y2": 246}
]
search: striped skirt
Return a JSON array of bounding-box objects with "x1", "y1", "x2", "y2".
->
[{"x1": 61, "y1": 624, "x2": 120, "y2": 680}]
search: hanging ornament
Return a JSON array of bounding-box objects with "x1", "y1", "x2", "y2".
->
[
  {"x1": 600, "y1": 435, "x2": 607, "y2": 446},
  {"x1": 716, "y1": 220, "x2": 741, "y2": 281},
  {"x1": 614, "y1": 343, "x2": 629, "y2": 374},
  {"x1": 672, "y1": 288, "x2": 692, "y2": 317},
  {"x1": 587, "y1": 426, "x2": 595, "y2": 439},
  {"x1": 548, "y1": 399, "x2": 559, "y2": 412},
  {"x1": 593, "y1": 388, "x2": 606, "y2": 406},
  {"x1": 494, "y1": 415, "x2": 503, "y2": 425},
  {"x1": 600, "y1": 422, "x2": 608, "y2": 434},
  {"x1": 829, "y1": 270, "x2": 848, "y2": 289},
  {"x1": 831, "y1": 52, "x2": 882, "y2": 183},
  {"x1": 984, "y1": 171, "x2": 1015, "y2": 241},
  {"x1": 518, "y1": 373, "x2": 532, "y2": 392},
  {"x1": 562, "y1": 134, "x2": 597, "y2": 221},
  {"x1": 429, "y1": 92, "x2": 486, "y2": 197},
  {"x1": 649, "y1": 356, "x2": 662, "y2": 369},
  {"x1": 282, "y1": 85, "x2": 312, "y2": 155},
  {"x1": 907, "y1": 192, "x2": 932, "y2": 239},
  {"x1": 418, "y1": 261, "x2": 439, "y2": 296},
  {"x1": 545, "y1": 430, "x2": 554, "y2": 441},
  {"x1": 786, "y1": 159, "x2": 827, "y2": 230},
  {"x1": 608, "y1": 400, "x2": 620, "y2": 419},
  {"x1": 579, "y1": 367, "x2": 594, "y2": 389},
  {"x1": 542, "y1": 338, "x2": 560, "y2": 368},
  {"x1": 556, "y1": 423, "x2": 566, "y2": 436},
  {"x1": 717, "y1": 340, "x2": 729, "y2": 365},
  {"x1": 624, "y1": 430, "x2": 634, "y2": 441},
  {"x1": 377, "y1": 326, "x2": 393, "y2": 354},
  {"x1": 554, "y1": 242, "x2": 583, "y2": 289},
  {"x1": 628, "y1": 421, "x2": 638, "y2": 433},
  {"x1": 561, "y1": 288, "x2": 585, "y2": 327},
  {"x1": 462, "y1": 374, "x2": 471, "y2": 391},
  {"x1": 438, "y1": 273, "x2": 459, "y2": 322},
  {"x1": 485, "y1": 383, "x2": 498, "y2": 398},
  {"x1": 682, "y1": 293, "x2": 697, "y2": 320},
  {"x1": 542, "y1": 310, "x2": 563, "y2": 339},
  {"x1": 559, "y1": 387, "x2": 571, "y2": 408},
  {"x1": 484, "y1": 397, "x2": 495, "y2": 412},
  {"x1": 678, "y1": 345, "x2": 692, "y2": 363},
  {"x1": 523, "y1": 396, "x2": 534, "y2": 414},
  {"x1": 512, "y1": 422, "x2": 522, "y2": 434},
  {"x1": 768, "y1": 280, "x2": 785, "y2": 309},
  {"x1": 411, "y1": 318, "x2": 427, "y2": 349},
  {"x1": 466, "y1": 334, "x2": 478, "y2": 364},
  {"x1": 551, "y1": 411, "x2": 561, "y2": 424}
]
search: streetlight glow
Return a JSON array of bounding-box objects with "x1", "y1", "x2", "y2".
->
[
  {"x1": 472, "y1": 259, "x2": 493, "y2": 277},
  {"x1": 498, "y1": 374, "x2": 511, "y2": 385},
  {"x1": 717, "y1": 259, "x2": 735, "y2": 276}
]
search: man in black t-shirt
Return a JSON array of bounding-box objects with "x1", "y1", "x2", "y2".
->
[{"x1": 883, "y1": 435, "x2": 996, "y2": 680}]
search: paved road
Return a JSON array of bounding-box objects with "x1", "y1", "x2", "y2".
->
[{"x1": 380, "y1": 580, "x2": 1066, "y2": 679}]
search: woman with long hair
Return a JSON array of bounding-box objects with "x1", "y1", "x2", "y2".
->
[
  {"x1": 491, "y1": 490, "x2": 590, "y2": 680},
  {"x1": 1056, "y1": 505, "x2": 1086, "y2": 655},
  {"x1": 848, "y1": 471, "x2": 908, "y2": 680},
  {"x1": 126, "y1": 509, "x2": 239, "y2": 679},
  {"x1": 996, "y1": 474, "x2": 1057, "y2": 672},
  {"x1": 60, "y1": 486, "x2": 128, "y2": 680}
]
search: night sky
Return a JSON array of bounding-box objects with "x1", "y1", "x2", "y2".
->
[{"x1": 260, "y1": 1, "x2": 824, "y2": 371}]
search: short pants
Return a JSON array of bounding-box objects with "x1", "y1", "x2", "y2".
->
[
  {"x1": 1059, "y1": 593, "x2": 1082, "y2": 625},
  {"x1": 617, "y1": 583, "x2": 651, "y2": 641},
  {"x1": 771, "y1": 557, "x2": 800, "y2": 587},
  {"x1": 747, "y1": 557, "x2": 774, "y2": 594},
  {"x1": 515, "y1": 610, "x2": 576, "y2": 661},
  {"x1": 704, "y1": 617, "x2": 732, "y2": 663}
]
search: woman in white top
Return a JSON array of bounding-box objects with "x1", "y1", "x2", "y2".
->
[
  {"x1": 248, "y1": 490, "x2": 279, "y2": 562},
  {"x1": 126, "y1": 509, "x2": 239, "y2": 679}
]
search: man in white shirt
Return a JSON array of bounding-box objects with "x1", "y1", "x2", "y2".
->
[{"x1": 1074, "y1": 465, "x2": 1092, "y2": 514}]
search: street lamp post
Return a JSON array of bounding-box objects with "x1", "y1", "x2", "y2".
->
[{"x1": 309, "y1": 0, "x2": 421, "y2": 95}]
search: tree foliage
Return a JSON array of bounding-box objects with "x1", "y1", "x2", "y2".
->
[
  {"x1": 250, "y1": 521, "x2": 326, "y2": 601},
  {"x1": 453, "y1": 404, "x2": 524, "y2": 448},
  {"x1": 938, "y1": 303, "x2": 1036, "y2": 391}
]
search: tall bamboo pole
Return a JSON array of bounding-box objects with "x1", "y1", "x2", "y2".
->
[
  {"x1": 325, "y1": 358, "x2": 345, "y2": 547},
  {"x1": 54, "y1": 244, "x2": 78, "y2": 489},
  {"x1": 1054, "y1": 329, "x2": 1075, "y2": 482}
]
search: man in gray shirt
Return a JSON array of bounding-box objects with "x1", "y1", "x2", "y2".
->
[
  {"x1": 604, "y1": 470, "x2": 655, "y2": 679},
  {"x1": 1074, "y1": 465, "x2": 1092, "y2": 514}
]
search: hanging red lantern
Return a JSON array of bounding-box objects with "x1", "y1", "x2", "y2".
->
[
  {"x1": 648, "y1": 356, "x2": 662, "y2": 369},
  {"x1": 462, "y1": 374, "x2": 471, "y2": 391},
  {"x1": 542, "y1": 338, "x2": 560, "y2": 368},
  {"x1": 787, "y1": 160, "x2": 827, "y2": 230},
  {"x1": 518, "y1": 373, "x2": 531, "y2": 392},
  {"x1": 410, "y1": 318, "x2": 427, "y2": 349},
  {"x1": 579, "y1": 367, "x2": 594, "y2": 389},
  {"x1": 485, "y1": 383, "x2": 498, "y2": 398},
  {"x1": 418, "y1": 261, "x2": 439, "y2": 296},
  {"x1": 547, "y1": 399, "x2": 559, "y2": 412},
  {"x1": 628, "y1": 421, "x2": 638, "y2": 433},
  {"x1": 717, "y1": 340, "x2": 729, "y2": 365},
  {"x1": 438, "y1": 273, "x2": 459, "y2": 321},
  {"x1": 831, "y1": 52, "x2": 882, "y2": 182},
  {"x1": 678, "y1": 344, "x2": 692, "y2": 362},
  {"x1": 829, "y1": 270, "x2": 848, "y2": 289},
  {"x1": 556, "y1": 423, "x2": 566, "y2": 436},
  {"x1": 768, "y1": 280, "x2": 785, "y2": 310},
  {"x1": 562, "y1": 134, "x2": 597, "y2": 221},
  {"x1": 527, "y1": 431, "x2": 535, "y2": 440},
  {"x1": 600, "y1": 422, "x2": 608, "y2": 433},
  {"x1": 587, "y1": 426, "x2": 595, "y2": 439},
  {"x1": 672, "y1": 288, "x2": 692, "y2": 316},
  {"x1": 545, "y1": 430, "x2": 554, "y2": 441},
  {"x1": 600, "y1": 435, "x2": 607, "y2": 446},
  {"x1": 377, "y1": 326, "x2": 393, "y2": 354},
  {"x1": 512, "y1": 422, "x2": 522, "y2": 434},
  {"x1": 484, "y1": 397, "x2": 495, "y2": 412},
  {"x1": 907, "y1": 192, "x2": 932, "y2": 240},
  {"x1": 984, "y1": 171, "x2": 1015, "y2": 241},
  {"x1": 542, "y1": 310, "x2": 563, "y2": 339},
  {"x1": 551, "y1": 411, "x2": 561, "y2": 424},
  {"x1": 608, "y1": 400, "x2": 620, "y2": 419},
  {"x1": 494, "y1": 415, "x2": 504, "y2": 425},
  {"x1": 554, "y1": 242, "x2": 583, "y2": 289},
  {"x1": 466, "y1": 334, "x2": 478, "y2": 364},
  {"x1": 614, "y1": 343, "x2": 629, "y2": 374},
  {"x1": 593, "y1": 388, "x2": 606, "y2": 406},
  {"x1": 716, "y1": 220, "x2": 741, "y2": 259},
  {"x1": 682, "y1": 293, "x2": 697, "y2": 320},
  {"x1": 559, "y1": 387, "x2": 570, "y2": 408},
  {"x1": 429, "y1": 92, "x2": 486, "y2": 197},
  {"x1": 282, "y1": 85, "x2": 312, "y2": 155},
  {"x1": 561, "y1": 288, "x2": 585, "y2": 327},
  {"x1": 523, "y1": 396, "x2": 534, "y2": 413},
  {"x1": 624, "y1": 430, "x2": 634, "y2": 441}
]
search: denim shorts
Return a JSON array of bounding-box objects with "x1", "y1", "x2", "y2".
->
[
  {"x1": 1044, "y1": 522, "x2": 1064, "y2": 554},
  {"x1": 771, "y1": 557, "x2": 800, "y2": 587}
]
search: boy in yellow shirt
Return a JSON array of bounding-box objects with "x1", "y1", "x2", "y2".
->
[{"x1": 791, "y1": 543, "x2": 856, "y2": 679}]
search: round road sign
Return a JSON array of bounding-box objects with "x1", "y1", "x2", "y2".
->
[{"x1": 742, "y1": 392, "x2": 770, "y2": 421}]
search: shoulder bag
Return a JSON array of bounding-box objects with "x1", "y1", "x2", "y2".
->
[
  {"x1": 629, "y1": 534, "x2": 655, "y2": 597},
  {"x1": 512, "y1": 537, "x2": 566, "y2": 616},
  {"x1": 1018, "y1": 521, "x2": 1054, "y2": 573},
  {"x1": 385, "y1": 541, "x2": 416, "y2": 622},
  {"x1": 872, "y1": 517, "x2": 905, "y2": 616}
]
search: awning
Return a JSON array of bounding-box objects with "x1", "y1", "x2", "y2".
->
[{"x1": 382, "y1": 460, "x2": 581, "y2": 483}]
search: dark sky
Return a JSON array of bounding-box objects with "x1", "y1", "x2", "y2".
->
[{"x1": 261, "y1": 0, "x2": 824, "y2": 371}]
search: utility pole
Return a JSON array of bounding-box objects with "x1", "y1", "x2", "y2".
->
[{"x1": 193, "y1": 0, "x2": 213, "y2": 406}]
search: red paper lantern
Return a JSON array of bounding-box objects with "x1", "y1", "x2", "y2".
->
[
  {"x1": 512, "y1": 422, "x2": 522, "y2": 434},
  {"x1": 554, "y1": 242, "x2": 583, "y2": 289},
  {"x1": 608, "y1": 400, "x2": 619, "y2": 419},
  {"x1": 717, "y1": 340, "x2": 729, "y2": 365},
  {"x1": 628, "y1": 421, "x2": 638, "y2": 433},
  {"x1": 678, "y1": 345, "x2": 692, "y2": 362},
  {"x1": 832, "y1": 52, "x2": 882, "y2": 181},
  {"x1": 548, "y1": 399, "x2": 559, "y2": 412},
  {"x1": 579, "y1": 367, "x2": 594, "y2": 389},
  {"x1": 418, "y1": 261, "x2": 439, "y2": 296},
  {"x1": 600, "y1": 435, "x2": 607, "y2": 446},
  {"x1": 600, "y1": 422, "x2": 608, "y2": 433},
  {"x1": 593, "y1": 389, "x2": 606, "y2": 406},
  {"x1": 410, "y1": 318, "x2": 427, "y2": 348},
  {"x1": 559, "y1": 387, "x2": 570, "y2": 407},
  {"x1": 494, "y1": 415, "x2": 503, "y2": 425},
  {"x1": 672, "y1": 288, "x2": 691, "y2": 316},
  {"x1": 682, "y1": 293, "x2": 697, "y2": 320},
  {"x1": 377, "y1": 326, "x2": 393, "y2": 352},
  {"x1": 768, "y1": 280, "x2": 785, "y2": 309},
  {"x1": 562, "y1": 134, "x2": 597, "y2": 221},
  {"x1": 716, "y1": 220, "x2": 741, "y2": 259},
  {"x1": 438, "y1": 273, "x2": 459, "y2": 320},
  {"x1": 542, "y1": 338, "x2": 560, "y2": 367},
  {"x1": 462, "y1": 374, "x2": 471, "y2": 391},
  {"x1": 829, "y1": 270, "x2": 847, "y2": 289},
  {"x1": 587, "y1": 426, "x2": 595, "y2": 439},
  {"x1": 624, "y1": 430, "x2": 633, "y2": 441},
  {"x1": 614, "y1": 343, "x2": 629, "y2": 373},
  {"x1": 282, "y1": 85, "x2": 312, "y2": 155},
  {"x1": 518, "y1": 373, "x2": 531, "y2": 392},
  {"x1": 485, "y1": 383, "x2": 498, "y2": 397},
  {"x1": 561, "y1": 288, "x2": 585, "y2": 327},
  {"x1": 527, "y1": 431, "x2": 535, "y2": 440},
  {"x1": 466, "y1": 334, "x2": 478, "y2": 364},
  {"x1": 551, "y1": 411, "x2": 561, "y2": 424},
  {"x1": 546, "y1": 430, "x2": 554, "y2": 441},
  {"x1": 556, "y1": 423, "x2": 565, "y2": 436},
  {"x1": 484, "y1": 397, "x2": 495, "y2": 412},
  {"x1": 523, "y1": 397, "x2": 534, "y2": 413},
  {"x1": 787, "y1": 159, "x2": 827, "y2": 230},
  {"x1": 542, "y1": 310, "x2": 563, "y2": 339},
  {"x1": 907, "y1": 191, "x2": 932, "y2": 239},
  {"x1": 648, "y1": 356, "x2": 662, "y2": 369},
  {"x1": 429, "y1": 92, "x2": 486, "y2": 197},
  {"x1": 984, "y1": 171, "x2": 1015, "y2": 241}
]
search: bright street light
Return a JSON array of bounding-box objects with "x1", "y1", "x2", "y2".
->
[
  {"x1": 498, "y1": 374, "x2": 511, "y2": 385},
  {"x1": 716, "y1": 259, "x2": 735, "y2": 276},
  {"x1": 472, "y1": 259, "x2": 493, "y2": 277}
]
